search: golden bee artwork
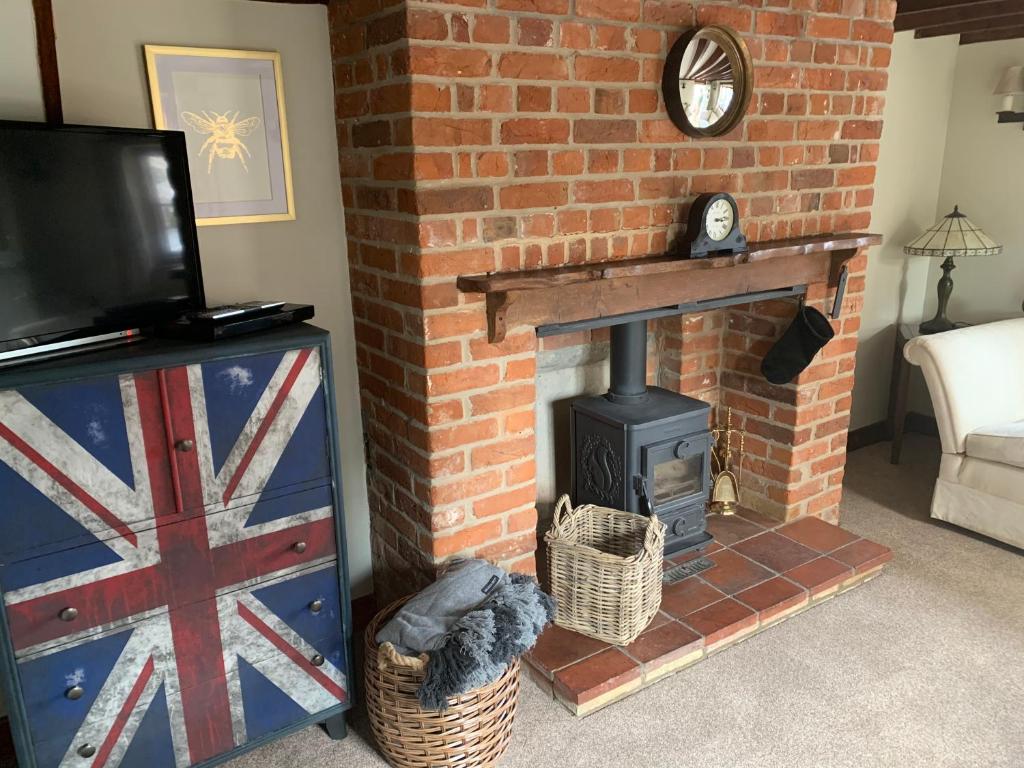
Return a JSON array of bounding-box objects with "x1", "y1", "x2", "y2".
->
[
  {"x1": 181, "y1": 111, "x2": 262, "y2": 173},
  {"x1": 145, "y1": 45, "x2": 294, "y2": 226}
]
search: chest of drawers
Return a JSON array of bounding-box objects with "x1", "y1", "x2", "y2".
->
[{"x1": 0, "y1": 325, "x2": 351, "y2": 768}]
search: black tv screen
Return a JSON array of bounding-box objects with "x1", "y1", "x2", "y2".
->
[{"x1": 0, "y1": 121, "x2": 204, "y2": 360}]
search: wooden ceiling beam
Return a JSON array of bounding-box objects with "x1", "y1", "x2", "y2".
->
[
  {"x1": 915, "y1": 12, "x2": 1024, "y2": 37},
  {"x1": 960, "y1": 23, "x2": 1024, "y2": 43},
  {"x1": 895, "y1": 0, "x2": 1024, "y2": 32},
  {"x1": 897, "y1": 0, "x2": 1004, "y2": 14}
]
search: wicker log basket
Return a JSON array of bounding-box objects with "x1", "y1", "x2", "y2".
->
[
  {"x1": 364, "y1": 597, "x2": 520, "y2": 768},
  {"x1": 545, "y1": 494, "x2": 666, "y2": 646}
]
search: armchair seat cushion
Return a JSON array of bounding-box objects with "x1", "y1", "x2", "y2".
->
[{"x1": 965, "y1": 421, "x2": 1024, "y2": 470}]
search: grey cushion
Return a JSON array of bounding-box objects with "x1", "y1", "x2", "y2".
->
[{"x1": 375, "y1": 559, "x2": 507, "y2": 655}]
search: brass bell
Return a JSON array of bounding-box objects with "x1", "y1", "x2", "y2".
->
[
  {"x1": 709, "y1": 407, "x2": 744, "y2": 517},
  {"x1": 710, "y1": 470, "x2": 739, "y2": 516}
]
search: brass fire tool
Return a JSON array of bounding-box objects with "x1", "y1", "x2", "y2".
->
[{"x1": 710, "y1": 407, "x2": 743, "y2": 516}]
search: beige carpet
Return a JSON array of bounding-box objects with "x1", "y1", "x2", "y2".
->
[{"x1": 232, "y1": 435, "x2": 1024, "y2": 768}]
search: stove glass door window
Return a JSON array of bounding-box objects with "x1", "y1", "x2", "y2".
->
[
  {"x1": 643, "y1": 435, "x2": 709, "y2": 511},
  {"x1": 653, "y1": 452, "x2": 703, "y2": 507}
]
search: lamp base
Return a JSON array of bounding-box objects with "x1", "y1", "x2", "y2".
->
[
  {"x1": 918, "y1": 316, "x2": 956, "y2": 334},
  {"x1": 919, "y1": 255, "x2": 957, "y2": 335}
]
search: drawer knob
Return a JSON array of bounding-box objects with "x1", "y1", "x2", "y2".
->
[
  {"x1": 292, "y1": 541, "x2": 307, "y2": 554},
  {"x1": 175, "y1": 439, "x2": 195, "y2": 453},
  {"x1": 310, "y1": 654, "x2": 325, "y2": 667},
  {"x1": 309, "y1": 599, "x2": 323, "y2": 614},
  {"x1": 77, "y1": 744, "x2": 96, "y2": 758},
  {"x1": 66, "y1": 685, "x2": 84, "y2": 701},
  {"x1": 58, "y1": 607, "x2": 79, "y2": 622}
]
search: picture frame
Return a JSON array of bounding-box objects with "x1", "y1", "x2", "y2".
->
[{"x1": 144, "y1": 45, "x2": 295, "y2": 226}]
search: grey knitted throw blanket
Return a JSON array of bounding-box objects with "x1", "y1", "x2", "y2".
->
[
  {"x1": 417, "y1": 572, "x2": 554, "y2": 710},
  {"x1": 376, "y1": 560, "x2": 555, "y2": 711}
]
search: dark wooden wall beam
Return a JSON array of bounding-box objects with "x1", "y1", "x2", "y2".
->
[
  {"x1": 915, "y1": 12, "x2": 1024, "y2": 36},
  {"x1": 961, "y1": 23, "x2": 1024, "y2": 43},
  {"x1": 31, "y1": 0, "x2": 62, "y2": 124},
  {"x1": 896, "y1": 0, "x2": 1024, "y2": 32},
  {"x1": 897, "y1": 0, "x2": 1005, "y2": 14}
]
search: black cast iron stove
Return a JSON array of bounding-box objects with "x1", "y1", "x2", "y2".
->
[{"x1": 570, "y1": 320, "x2": 714, "y2": 556}]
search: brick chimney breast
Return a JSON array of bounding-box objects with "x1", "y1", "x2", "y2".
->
[{"x1": 329, "y1": 0, "x2": 894, "y2": 602}]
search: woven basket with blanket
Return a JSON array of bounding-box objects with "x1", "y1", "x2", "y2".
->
[
  {"x1": 365, "y1": 561, "x2": 553, "y2": 768},
  {"x1": 365, "y1": 600, "x2": 520, "y2": 768}
]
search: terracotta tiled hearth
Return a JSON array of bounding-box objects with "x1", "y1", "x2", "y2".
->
[
  {"x1": 527, "y1": 513, "x2": 892, "y2": 715},
  {"x1": 329, "y1": 0, "x2": 895, "y2": 602}
]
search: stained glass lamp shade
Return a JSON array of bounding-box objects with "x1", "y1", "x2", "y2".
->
[{"x1": 904, "y1": 206, "x2": 1002, "y2": 334}]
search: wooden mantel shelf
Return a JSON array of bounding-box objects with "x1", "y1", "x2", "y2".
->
[{"x1": 457, "y1": 233, "x2": 881, "y2": 342}]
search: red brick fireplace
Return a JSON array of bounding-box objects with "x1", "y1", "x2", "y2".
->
[{"x1": 329, "y1": 0, "x2": 894, "y2": 601}]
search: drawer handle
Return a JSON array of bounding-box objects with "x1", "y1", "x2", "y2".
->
[
  {"x1": 310, "y1": 654, "x2": 325, "y2": 667},
  {"x1": 175, "y1": 439, "x2": 195, "y2": 453},
  {"x1": 58, "y1": 607, "x2": 79, "y2": 622},
  {"x1": 292, "y1": 541, "x2": 307, "y2": 554},
  {"x1": 309, "y1": 600, "x2": 323, "y2": 614},
  {"x1": 66, "y1": 685, "x2": 84, "y2": 701},
  {"x1": 77, "y1": 744, "x2": 96, "y2": 758}
]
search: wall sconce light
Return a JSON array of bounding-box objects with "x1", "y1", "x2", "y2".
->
[{"x1": 994, "y1": 65, "x2": 1024, "y2": 126}]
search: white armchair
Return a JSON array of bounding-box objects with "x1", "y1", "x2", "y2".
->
[{"x1": 904, "y1": 319, "x2": 1024, "y2": 548}]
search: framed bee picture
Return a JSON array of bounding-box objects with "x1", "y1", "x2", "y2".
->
[{"x1": 144, "y1": 45, "x2": 295, "y2": 226}]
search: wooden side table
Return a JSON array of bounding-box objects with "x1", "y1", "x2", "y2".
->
[{"x1": 887, "y1": 323, "x2": 917, "y2": 465}]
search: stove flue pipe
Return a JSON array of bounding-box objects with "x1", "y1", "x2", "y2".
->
[{"x1": 607, "y1": 319, "x2": 649, "y2": 404}]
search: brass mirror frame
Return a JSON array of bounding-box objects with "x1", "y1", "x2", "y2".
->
[{"x1": 661, "y1": 25, "x2": 753, "y2": 139}]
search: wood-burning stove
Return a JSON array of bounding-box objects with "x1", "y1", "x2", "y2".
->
[{"x1": 570, "y1": 320, "x2": 714, "y2": 555}]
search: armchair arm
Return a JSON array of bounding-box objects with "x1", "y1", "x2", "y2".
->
[{"x1": 904, "y1": 319, "x2": 1024, "y2": 454}]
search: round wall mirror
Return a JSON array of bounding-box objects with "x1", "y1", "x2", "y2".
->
[{"x1": 662, "y1": 26, "x2": 753, "y2": 138}]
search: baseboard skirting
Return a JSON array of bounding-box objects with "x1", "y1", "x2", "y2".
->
[
  {"x1": 847, "y1": 421, "x2": 887, "y2": 452},
  {"x1": 848, "y1": 412, "x2": 939, "y2": 452}
]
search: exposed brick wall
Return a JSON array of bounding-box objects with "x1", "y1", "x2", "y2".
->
[{"x1": 329, "y1": 0, "x2": 894, "y2": 600}]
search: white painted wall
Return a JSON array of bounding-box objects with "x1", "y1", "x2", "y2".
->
[
  {"x1": 0, "y1": 0, "x2": 44, "y2": 120},
  {"x1": 855, "y1": 35, "x2": 1024, "y2": 431},
  {"x1": 852, "y1": 32, "x2": 959, "y2": 430},
  {"x1": 0, "y1": 0, "x2": 372, "y2": 595},
  {"x1": 930, "y1": 38, "x2": 1024, "y2": 325}
]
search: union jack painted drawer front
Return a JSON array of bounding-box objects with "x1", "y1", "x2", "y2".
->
[{"x1": 0, "y1": 339, "x2": 350, "y2": 768}]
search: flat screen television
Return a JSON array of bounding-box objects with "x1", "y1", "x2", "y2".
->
[{"x1": 0, "y1": 120, "x2": 205, "y2": 363}]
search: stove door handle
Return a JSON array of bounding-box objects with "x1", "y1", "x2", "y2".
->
[{"x1": 634, "y1": 474, "x2": 655, "y2": 517}]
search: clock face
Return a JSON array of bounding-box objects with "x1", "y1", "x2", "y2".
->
[{"x1": 705, "y1": 198, "x2": 734, "y2": 241}]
